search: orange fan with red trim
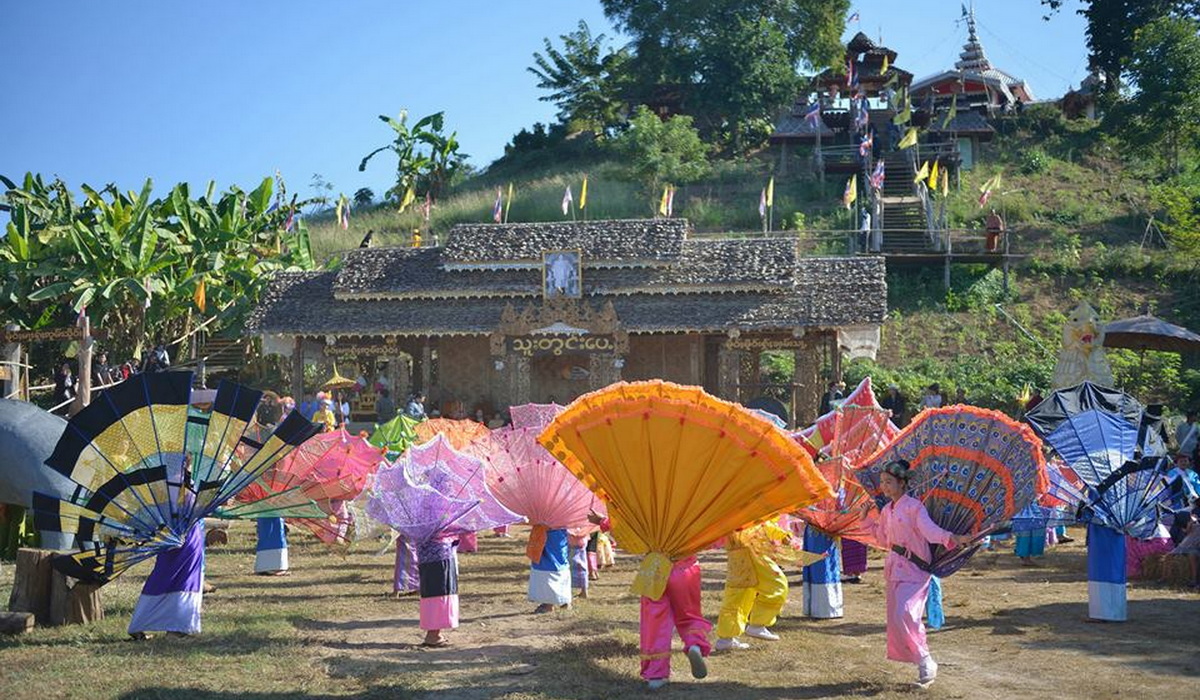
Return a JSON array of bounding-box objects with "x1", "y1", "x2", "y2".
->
[
  {"x1": 857, "y1": 405, "x2": 1047, "y2": 577},
  {"x1": 539, "y1": 380, "x2": 834, "y2": 600},
  {"x1": 414, "y1": 418, "x2": 491, "y2": 450}
]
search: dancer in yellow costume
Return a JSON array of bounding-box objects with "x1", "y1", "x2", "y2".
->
[{"x1": 715, "y1": 519, "x2": 819, "y2": 650}]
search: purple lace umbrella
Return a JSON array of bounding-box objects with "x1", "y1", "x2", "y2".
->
[
  {"x1": 403, "y1": 435, "x2": 524, "y2": 533},
  {"x1": 366, "y1": 461, "x2": 483, "y2": 543}
]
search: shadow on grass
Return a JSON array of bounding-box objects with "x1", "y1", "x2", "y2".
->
[{"x1": 942, "y1": 598, "x2": 1200, "y2": 676}]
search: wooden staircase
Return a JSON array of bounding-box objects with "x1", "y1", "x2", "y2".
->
[
  {"x1": 879, "y1": 151, "x2": 935, "y2": 254},
  {"x1": 195, "y1": 337, "x2": 249, "y2": 373}
]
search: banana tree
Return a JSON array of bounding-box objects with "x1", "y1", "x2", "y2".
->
[
  {"x1": 358, "y1": 109, "x2": 440, "y2": 203},
  {"x1": 26, "y1": 179, "x2": 178, "y2": 357}
]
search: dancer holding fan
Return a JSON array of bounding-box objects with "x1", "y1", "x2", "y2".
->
[
  {"x1": 542, "y1": 381, "x2": 833, "y2": 689},
  {"x1": 862, "y1": 460, "x2": 971, "y2": 687}
]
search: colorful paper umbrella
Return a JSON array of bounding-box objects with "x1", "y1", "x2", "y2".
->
[
  {"x1": 792, "y1": 405, "x2": 897, "y2": 547},
  {"x1": 463, "y1": 426, "x2": 606, "y2": 561},
  {"x1": 414, "y1": 417, "x2": 491, "y2": 450}
]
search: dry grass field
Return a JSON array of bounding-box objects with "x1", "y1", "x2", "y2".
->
[{"x1": 1, "y1": 523, "x2": 1196, "y2": 700}]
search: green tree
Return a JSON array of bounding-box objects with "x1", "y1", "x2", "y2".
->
[
  {"x1": 615, "y1": 106, "x2": 710, "y2": 209},
  {"x1": 694, "y1": 15, "x2": 798, "y2": 153},
  {"x1": 1042, "y1": 0, "x2": 1199, "y2": 92},
  {"x1": 600, "y1": 0, "x2": 849, "y2": 148},
  {"x1": 353, "y1": 187, "x2": 374, "y2": 208},
  {"x1": 528, "y1": 20, "x2": 630, "y2": 136},
  {"x1": 1118, "y1": 15, "x2": 1200, "y2": 174},
  {"x1": 1150, "y1": 180, "x2": 1200, "y2": 258}
]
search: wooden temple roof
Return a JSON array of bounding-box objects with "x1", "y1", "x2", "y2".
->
[
  {"x1": 442, "y1": 219, "x2": 686, "y2": 269},
  {"x1": 247, "y1": 220, "x2": 887, "y2": 338}
]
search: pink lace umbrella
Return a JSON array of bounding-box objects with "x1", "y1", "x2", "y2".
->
[
  {"x1": 463, "y1": 426, "x2": 606, "y2": 561},
  {"x1": 509, "y1": 403, "x2": 567, "y2": 431}
]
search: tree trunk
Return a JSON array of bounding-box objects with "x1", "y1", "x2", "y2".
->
[
  {"x1": 7, "y1": 548, "x2": 55, "y2": 624},
  {"x1": 0, "y1": 612, "x2": 35, "y2": 635},
  {"x1": 49, "y1": 572, "x2": 103, "y2": 626}
]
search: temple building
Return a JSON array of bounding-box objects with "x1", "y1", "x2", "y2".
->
[
  {"x1": 247, "y1": 219, "x2": 887, "y2": 426},
  {"x1": 909, "y1": 7, "x2": 1035, "y2": 112}
]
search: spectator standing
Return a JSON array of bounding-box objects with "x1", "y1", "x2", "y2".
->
[
  {"x1": 405, "y1": 393, "x2": 427, "y2": 420},
  {"x1": 881, "y1": 384, "x2": 907, "y2": 425},
  {"x1": 53, "y1": 362, "x2": 76, "y2": 416},
  {"x1": 376, "y1": 389, "x2": 397, "y2": 424}
]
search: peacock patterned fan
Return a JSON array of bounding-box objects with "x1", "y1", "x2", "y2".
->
[
  {"x1": 857, "y1": 406, "x2": 1048, "y2": 577},
  {"x1": 33, "y1": 372, "x2": 319, "y2": 583}
]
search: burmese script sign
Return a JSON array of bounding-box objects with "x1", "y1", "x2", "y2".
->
[
  {"x1": 0, "y1": 327, "x2": 106, "y2": 343},
  {"x1": 509, "y1": 334, "x2": 614, "y2": 357}
]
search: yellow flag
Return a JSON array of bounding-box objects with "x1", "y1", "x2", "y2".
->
[
  {"x1": 940, "y1": 166, "x2": 949, "y2": 196},
  {"x1": 881, "y1": 54, "x2": 889, "y2": 74},
  {"x1": 580, "y1": 175, "x2": 589, "y2": 209},
  {"x1": 504, "y1": 182, "x2": 514, "y2": 222},
  {"x1": 843, "y1": 174, "x2": 857, "y2": 209},
  {"x1": 928, "y1": 160, "x2": 940, "y2": 189},
  {"x1": 659, "y1": 185, "x2": 670, "y2": 216},
  {"x1": 398, "y1": 186, "x2": 416, "y2": 213},
  {"x1": 898, "y1": 127, "x2": 918, "y2": 149},
  {"x1": 913, "y1": 161, "x2": 929, "y2": 183},
  {"x1": 766, "y1": 177, "x2": 775, "y2": 207},
  {"x1": 193, "y1": 279, "x2": 206, "y2": 313}
]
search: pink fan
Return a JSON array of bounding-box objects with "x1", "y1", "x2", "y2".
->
[
  {"x1": 792, "y1": 405, "x2": 897, "y2": 548},
  {"x1": 509, "y1": 403, "x2": 567, "y2": 431},
  {"x1": 252, "y1": 428, "x2": 386, "y2": 545},
  {"x1": 795, "y1": 377, "x2": 887, "y2": 455},
  {"x1": 463, "y1": 427, "x2": 606, "y2": 560},
  {"x1": 404, "y1": 434, "x2": 524, "y2": 533}
]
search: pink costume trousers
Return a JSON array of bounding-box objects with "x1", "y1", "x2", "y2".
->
[
  {"x1": 639, "y1": 556, "x2": 713, "y2": 681},
  {"x1": 885, "y1": 578, "x2": 931, "y2": 664}
]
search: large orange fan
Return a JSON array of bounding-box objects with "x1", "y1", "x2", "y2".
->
[
  {"x1": 414, "y1": 417, "x2": 491, "y2": 450},
  {"x1": 539, "y1": 380, "x2": 833, "y2": 599}
]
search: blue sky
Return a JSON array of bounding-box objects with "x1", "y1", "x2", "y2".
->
[{"x1": 1, "y1": 1, "x2": 1087, "y2": 202}]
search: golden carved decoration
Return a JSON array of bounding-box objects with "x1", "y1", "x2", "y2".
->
[{"x1": 490, "y1": 297, "x2": 628, "y2": 356}]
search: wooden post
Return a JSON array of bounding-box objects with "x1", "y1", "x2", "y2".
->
[
  {"x1": 71, "y1": 316, "x2": 93, "y2": 416},
  {"x1": 420, "y1": 339, "x2": 432, "y2": 394},
  {"x1": 291, "y1": 336, "x2": 304, "y2": 400},
  {"x1": 2, "y1": 323, "x2": 20, "y2": 399},
  {"x1": 8, "y1": 548, "x2": 55, "y2": 624}
]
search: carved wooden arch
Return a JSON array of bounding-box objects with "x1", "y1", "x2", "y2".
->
[{"x1": 490, "y1": 296, "x2": 629, "y2": 356}]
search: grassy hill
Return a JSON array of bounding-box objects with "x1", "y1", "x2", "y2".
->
[{"x1": 306, "y1": 107, "x2": 1200, "y2": 412}]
